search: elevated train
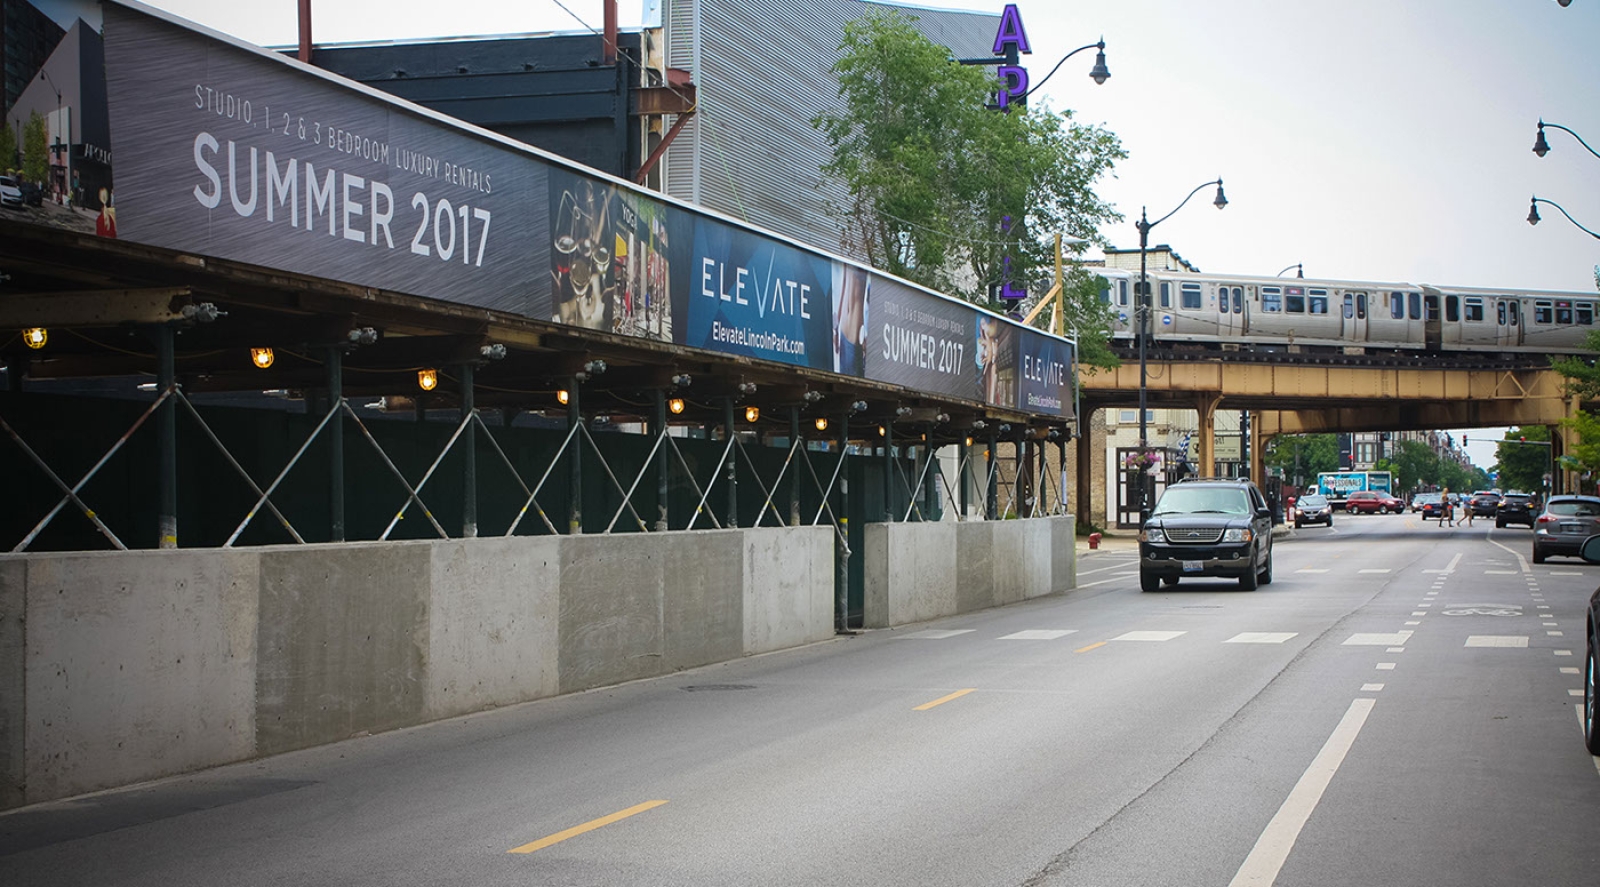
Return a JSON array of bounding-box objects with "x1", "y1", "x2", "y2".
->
[{"x1": 1099, "y1": 269, "x2": 1600, "y2": 356}]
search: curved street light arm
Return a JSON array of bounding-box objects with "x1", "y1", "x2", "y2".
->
[
  {"x1": 1534, "y1": 120, "x2": 1600, "y2": 161},
  {"x1": 1529, "y1": 196, "x2": 1600, "y2": 240},
  {"x1": 1025, "y1": 39, "x2": 1108, "y2": 98},
  {"x1": 1141, "y1": 179, "x2": 1226, "y2": 235},
  {"x1": 1277, "y1": 263, "x2": 1303, "y2": 278}
]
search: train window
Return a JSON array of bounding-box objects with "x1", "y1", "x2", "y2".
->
[
  {"x1": 1342, "y1": 293, "x2": 1353, "y2": 319},
  {"x1": 1389, "y1": 292, "x2": 1404, "y2": 319},
  {"x1": 1556, "y1": 302, "x2": 1573, "y2": 324},
  {"x1": 1262, "y1": 286, "x2": 1282, "y2": 313},
  {"x1": 1534, "y1": 300, "x2": 1553, "y2": 324},
  {"x1": 1309, "y1": 293, "x2": 1328, "y2": 314},
  {"x1": 1408, "y1": 292, "x2": 1421, "y2": 319},
  {"x1": 1445, "y1": 296, "x2": 1459, "y2": 323},
  {"x1": 1578, "y1": 304, "x2": 1594, "y2": 325},
  {"x1": 1424, "y1": 295, "x2": 1439, "y2": 321},
  {"x1": 1498, "y1": 301, "x2": 1506, "y2": 324},
  {"x1": 1357, "y1": 293, "x2": 1367, "y2": 320},
  {"x1": 1160, "y1": 282, "x2": 1172, "y2": 309},
  {"x1": 1509, "y1": 300, "x2": 1519, "y2": 325},
  {"x1": 1230, "y1": 287, "x2": 1244, "y2": 314},
  {"x1": 1181, "y1": 282, "x2": 1202, "y2": 309},
  {"x1": 1285, "y1": 290, "x2": 1305, "y2": 313},
  {"x1": 1119, "y1": 279, "x2": 1129, "y2": 306},
  {"x1": 1464, "y1": 297, "x2": 1484, "y2": 321}
]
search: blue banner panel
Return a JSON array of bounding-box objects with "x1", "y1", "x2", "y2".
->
[
  {"x1": 1016, "y1": 331, "x2": 1074, "y2": 418},
  {"x1": 686, "y1": 220, "x2": 834, "y2": 369}
]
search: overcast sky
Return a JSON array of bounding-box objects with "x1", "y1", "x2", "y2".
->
[{"x1": 129, "y1": 0, "x2": 1600, "y2": 468}]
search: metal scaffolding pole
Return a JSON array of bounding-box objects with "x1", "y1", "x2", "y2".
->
[
  {"x1": 987, "y1": 431, "x2": 999, "y2": 519},
  {"x1": 724, "y1": 397, "x2": 738, "y2": 528},
  {"x1": 326, "y1": 347, "x2": 345, "y2": 542},
  {"x1": 655, "y1": 389, "x2": 669, "y2": 531},
  {"x1": 836, "y1": 413, "x2": 850, "y2": 632},
  {"x1": 790, "y1": 407, "x2": 801, "y2": 526},
  {"x1": 460, "y1": 363, "x2": 477, "y2": 538},
  {"x1": 156, "y1": 324, "x2": 177, "y2": 549},
  {"x1": 568, "y1": 378, "x2": 582, "y2": 535},
  {"x1": 883, "y1": 423, "x2": 894, "y2": 522}
]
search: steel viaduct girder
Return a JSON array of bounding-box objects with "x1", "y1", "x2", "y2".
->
[{"x1": 1076, "y1": 358, "x2": 1579, "y2": 502}]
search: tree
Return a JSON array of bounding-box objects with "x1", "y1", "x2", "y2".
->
[
  {"x1": 21, "y1": 111, "x2": 49, "y2": 186},
  {"x1": 1263, "y1": 434, "x2": 1339, "y2": 487},
  {"x1": 1495, "y1": 426, "x2": 1553, "y2": 494},
  {"x1": 813, "y1": 11, "x2": 1126, "y2": 365}
]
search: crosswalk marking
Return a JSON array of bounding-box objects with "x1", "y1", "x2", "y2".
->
[
  {"x1": 1465, "y1": 636, "x2": 1528, "y2": 647},
  {"x1": 999, "y1": 630, "x2": 1078, "y2": 640},
  {"x1": 1225, "y1": 632, "x2": 1298, "y2": 644},
  {"x1": 1111, "y1": 630, "x2": 1187, "y2": 642}
]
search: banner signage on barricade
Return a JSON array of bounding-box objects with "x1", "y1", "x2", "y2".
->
[{"x1": 10, "y1": 0, "x2": 1073, "y2": 420}]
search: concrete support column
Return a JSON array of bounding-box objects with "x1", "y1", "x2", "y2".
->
[
  {"x1": 1196, "y1": 393, "x2": 1222, "y2": 478},
  {"x1": 1247, "y1": 410, "x2": 1265, "y2": 485},
  {"x1": 1075, "y1": 411, "x2": 1093, "y2": 529}
]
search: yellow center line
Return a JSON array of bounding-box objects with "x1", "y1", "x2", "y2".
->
[
  {"x1": 1075, "y1": 641, "x2": 1107, "y2": 653},
  {"x1": 508, "y1": 800, "x2": 669, "y2": 854},
  {"x1": 914, "y1": 688, "x2": 976, "y2": 711}
]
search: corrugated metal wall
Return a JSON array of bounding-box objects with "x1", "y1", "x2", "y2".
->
[{"x1": 661, "y1": 0, "x2": 997, "y2": 259}]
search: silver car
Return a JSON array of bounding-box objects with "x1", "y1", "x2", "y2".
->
[{"x1": 0, "y1": 175, "x2": 23, "y2": 208}]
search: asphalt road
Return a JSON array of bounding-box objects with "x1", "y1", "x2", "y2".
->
[{"x1": 3, "y1": 512, "x2": 1597, "y2": 886}]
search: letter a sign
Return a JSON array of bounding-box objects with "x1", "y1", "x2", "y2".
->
[{"x1": 992, "y1": 5, "x2": 1031, "y2": 110}]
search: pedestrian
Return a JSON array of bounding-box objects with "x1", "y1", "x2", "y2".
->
[
  {"x1": 1463, "y1": 495, "x2": 1475, "y2": 527},
  {"x1": 1441, "y1": 488, "x2": 1454, "y2": 527}
]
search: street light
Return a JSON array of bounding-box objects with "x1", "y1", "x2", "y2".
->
[
  {"x1": 1532, "y1": 120, "x2": 1600, "y2": 161},
  {"x1": 1527, "y1": 195, "x2": 1600, "y2": 239},
  {"x1": 37, "y1": 70, "x2": 66, "y2": 205},
  {"x1": 1135, "y1": 178, "x2": 1228, "y2": 522},
  {"x1": 1023, "y1": 39, "x2": 1111, "y2": 99}
]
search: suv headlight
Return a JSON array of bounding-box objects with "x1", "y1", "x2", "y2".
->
[
  {"x1": 1140, "y1": 527, "x2": 1165, "y2": 543},
  {"x1": 1222, "y1": 528, "x2": 1253, "y2": 543}
]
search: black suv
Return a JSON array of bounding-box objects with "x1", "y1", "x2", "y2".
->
[
  {"x1": 1495, "y1": 492, "x2": 1536, "y2": 528},
  {"x1": 1139, "y1": 478, "x2": 1274, "y2": 592}
]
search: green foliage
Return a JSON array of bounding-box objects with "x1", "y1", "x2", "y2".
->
[
  {"x1": 1495, "y1": 426, "x2": 1553, "y2": 493},
  {"x1": 813, "y1": 10, "x2": 1125, "y2": 327},
  {"x1": 1263, "y1": 434, "x2": 1339, "y2": 486},
  {"x1": 21, "y1": 112, "x2": 49, "y2": 186}
]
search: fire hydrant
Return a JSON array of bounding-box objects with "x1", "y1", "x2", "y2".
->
[{"x1": 1088, "y1": 532, "x2": 1102, "y2": 550}]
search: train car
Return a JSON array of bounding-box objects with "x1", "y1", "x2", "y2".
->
[{"x1": 1096, "y1": 267, "x2": 1599, "y2": 356}]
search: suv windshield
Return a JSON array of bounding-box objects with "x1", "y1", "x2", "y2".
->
[
  {"x1": 1152, "y1": 486, "x2": 1252, "y2": 516},
  {"x1": 1299, "y1": 495, "x2": 1328, "y2": 507}
]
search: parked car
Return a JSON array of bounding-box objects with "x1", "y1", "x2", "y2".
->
[
  {"x1": 17, "y1": 180, "x2": 43, "y2": 207},
  {"x1": 1495, "y1": 492, "x2": 1537, "y2": 528},
  {"x1": 1531, "y1": 494, "x2": 1600, "y2": 563},
  {"x1": 1138, "y1": 477, "x2": 1274, "y2": 592},
  {"x1": 0, "y1": 175, "x2": 23, "y2": 208},
  {"x1": 1295, "y1": 493, "x2": 1334, "y2": 528},
  {"x1": 1468, "y1": 491, "x2": 1502, "y2": 517},
  {"x1": 1345, "y1": 490, "x2": 1403, "y2": 514}
]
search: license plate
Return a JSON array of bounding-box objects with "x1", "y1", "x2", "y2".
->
[{"x1": 1182, "y1": 560, "x2": 1204, "y2": 572}]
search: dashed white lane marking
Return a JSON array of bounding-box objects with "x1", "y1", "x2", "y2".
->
[
  {"x1": 1228, "y1": 698, "x2": 1375, "y2": 887},
  {"x1": 1344, "y1": 631, "x2": 1414, "y2": 646},
  {"x1": 1412, "y1": 611, "x2": 1428, "y2": 616},
  {"x1": 1550, "y1": 571, "x2": 1583, "y2": 576},
  {"x1": 1549, "y1": 631, "x2": 1565, "y2": 637},
  {"x1": 1562, "y1": 667, "x2": 1581, "y2": 675},
  {"x1": 1387, "y1": 647, "x2": 1405, "y2": 653},
  {"x1": 1376, "y1": 662, "x2": 1396, "y2": 670},
  {"x1": 1361, "y1": 683, "x2": 1385, "y2": 692},
  {"x1": 897, "y1": 630, "x2": 976, "y2": 640},
  {"x1": 1556, "y1": 650, "x2": 1574, "y2": 656},
  {"x1": 1465, "y1": 636, "x2": 1529, "y2": 647},
  {"x1": 1485, "y1": 570, "x2": 1520, "y2": 575},
  {"x1": 1405, "y1": 621, "x2": 1421, "y2": 626},
  {"x1": 1112, "y1": 630, "x2": 1187, "y2": 642},
  {"x1": 1225, "y1": 632, "x2": 1298, "y2": 644},
  {"x1": 1569, "y1": 689, "x2": 1585, "y2": 697},
  {"x1": 999, "y1": 630, "x2": 1078, "y2": 640},
  {"x1": 1359, "y1": 569, "x2": 1391, "y2": 574},
  {"x1": 1296, "y1": 568, "x2": 1330, "y2": 574},
  {"x1": 1544, "y1": 622, "x2": 1559, "y2": 627}
]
